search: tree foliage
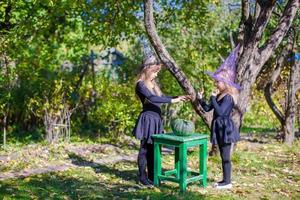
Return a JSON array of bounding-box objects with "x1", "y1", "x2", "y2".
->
[{"x1": 0, "y1": 0, "x2": 298, "y2": 144}]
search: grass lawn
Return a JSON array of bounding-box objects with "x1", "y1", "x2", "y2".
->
[{"x1": 0, "y1": 136, "x2": 299, "y2": 200}]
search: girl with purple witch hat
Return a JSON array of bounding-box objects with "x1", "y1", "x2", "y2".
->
[
  {"x1": 198, "y1": 44, "x2": 241, "y2": 189},
  {"x1": 132, "y1": 54, "x2": 189, "y2": 186}
]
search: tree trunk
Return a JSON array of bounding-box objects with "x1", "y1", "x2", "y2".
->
[
  {"x1": 3, "y1": 115, "x2": 7, "y2": 148},
  {"x1": 2, "y1": 55, "x2": 10, "y2": 148},
  {"x1": 263, "y1": 58, "x2": 285, "y2": 126},
  {"x1": 143, "y1": 0, "x2": 213, "y2": 127},
  {"x1": 263, "y1": 34, "x2": 293, "y2": 133},
  {"x1": 232, "y1": 0, "x2": 299, "y2": 131},
  {"x1": 283, "y1": 52, "x2": 300, "y2": 144},
  {"x1": 143, "y1": 0, "x2": 299, "y2": 143},
  {"x1": 297, "y1": 101, "x2": 300, "y2": 136},
  {"x1": 296, "y1": 73, "x2": 300, "y2": 136}
]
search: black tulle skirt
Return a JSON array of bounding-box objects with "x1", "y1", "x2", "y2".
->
[
  {"x1": 211, "y1": 116, "x2": 240, "y2": 145},
  {"x1": 132, "y1": 111, "x2": 163, "y2": 144}
]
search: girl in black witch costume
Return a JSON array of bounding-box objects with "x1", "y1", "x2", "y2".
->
[
  {"x1": 132, "y1": 55, "x2": 189, "y2": 186},
  {"x1": 198, "y1": 45, "x2": 241, "y2": 189}
]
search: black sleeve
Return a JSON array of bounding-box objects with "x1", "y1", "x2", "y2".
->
[
  {"x1": 136, "y1": 81, "x2": 172, "y2": 103},
  {"x1": 211, "y1": 95, "x2": 233, "y2": 115},
  {"x1": 198, "y1": 97, "x2": 214, "y2": 112}
]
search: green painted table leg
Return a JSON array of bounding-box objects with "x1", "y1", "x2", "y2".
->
[
  {"x1": 154, "y1": 143, "x2": 161, "y2": 186},
  {"x1": 175, "y1": 147, "x2": 180, "y2": 179},
  {"x1": 179, "y1": 144, "x2": 187, "y2": 192},
  {"x1": 199, "y1": 141, "x2": 207, "y2": 187}
]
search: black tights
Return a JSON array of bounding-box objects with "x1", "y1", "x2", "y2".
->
[
  {"x1": 137, "y1": 140, "x2": 154, "y2": 181},
  {"x1": 219, "y1": 143, "x2": 232, "y2": 184}
]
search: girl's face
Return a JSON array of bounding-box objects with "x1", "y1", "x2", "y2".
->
[
  {"x1": 215, "y1": 80, "x2": 226, "y2": 92},
  {"x1": 146, "y1": 65, "x2": 161, "y2": 81}
]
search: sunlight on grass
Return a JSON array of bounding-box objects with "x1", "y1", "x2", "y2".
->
[{"x1": 0, "y1": 140, "x2": 299, "y2": 199}]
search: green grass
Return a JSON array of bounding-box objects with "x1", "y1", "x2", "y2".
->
[
  {"x1": 0, "y1": 166, "x2": 230, "y2": 200},
  {"x1": 0, "y1": 139, "x2": 299, "y2": 199},
  {"x1": 240, "y1": 126, "x2": 277, "y2": 134}
]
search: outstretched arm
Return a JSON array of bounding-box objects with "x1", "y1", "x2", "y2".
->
[
  {"x1": 198, "y1": 97, "x2": 213, "y2": 112},
  {"x1": 136, "y1": 81, "x2": 172, "y2": 103}
]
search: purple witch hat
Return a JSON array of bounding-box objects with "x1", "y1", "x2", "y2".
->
[{"x1": 205, "y1": 44, "x2": 242, "y2": 90}]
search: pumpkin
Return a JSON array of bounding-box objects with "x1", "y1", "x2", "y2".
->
[{"x1": 170, "y1": 119, "x2": 195, "y2": 136}]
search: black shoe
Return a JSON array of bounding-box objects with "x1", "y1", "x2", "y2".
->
[
  {"x1": 139, "y1": 178, "x2": 152, "y2": 187},
  {"x1": 147, "y1": 179, "x2": 153, "y2": 185}
]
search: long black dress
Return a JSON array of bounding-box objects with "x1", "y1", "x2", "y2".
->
[{"x1": 198, "y1": 94, "x2": 240, "y2": 145}]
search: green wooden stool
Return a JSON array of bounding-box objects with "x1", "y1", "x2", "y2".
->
[{"x1": 152, "y1": 133, "x2": 208, "y2": 192}]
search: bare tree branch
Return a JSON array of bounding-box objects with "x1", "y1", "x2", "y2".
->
[
  {"x1": 241, "y1": 0, "x2": 250, "y2": 21},
  {"x1": 144, "y1": 0, "x2": 192, "y2": 93},
  {"x1": 260, "y1": 0, "x2": 300, "y2": 65},
  {"x1": 294, "y1": 52, "x2": 300, "y2": 92},
  {"x1": 143, "y1": 0, "x2": 212, "y2": 126},
  {"x1": 252, "y1": 1, "x2": 276, "y2": 44},
  {"x1": 229, "y1": 30, "x2": 235, "y2": 49},
  {"x1": 238, "y1": 0, "x2": 251, "y2": 42},
  {"x1": 254, "y1": 1, "x2": 262, "y2": 23},
  {"x1": 264, "y1": 45, "x2": 290, "y2": 125},
  {"x1": 283, "y1": 51, "x2": 300, "y2": 144},
  {"x1": 218, "y1": 53, "x2": 225, "y2": 62}
]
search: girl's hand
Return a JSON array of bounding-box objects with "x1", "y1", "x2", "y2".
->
[
  {"x1": 171, "y1": 95, "x2": 190, "y2": 103},
  {"x1": 211, "y1": 89, "x2": 219, "y2": 96},
  {"x1": 180, "y1": 95, "x2": 191, "y2": 101},
  {"x1": 197, "y1": 89, "x2": 204, "y2": 99}
]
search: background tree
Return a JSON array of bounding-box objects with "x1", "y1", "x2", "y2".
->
[
  {"x1": 144, "y1": 0, "x2": 299, "y2": 145},
  {"x1": 0, "y1": 0, "x2": 142, "y2": 143},
  {"x1": 263, "y1": 29, "x2": 300, "y2": 143},
  {"x1": 0, "y1": 0, "x2": 298, "y2": 146}
]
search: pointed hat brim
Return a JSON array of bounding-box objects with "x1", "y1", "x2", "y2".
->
[{"x1": 205, "y1": 71, "x2": 242, "y2": 90}]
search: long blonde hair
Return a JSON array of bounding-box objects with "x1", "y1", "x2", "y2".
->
[
  {"x1": 224, "y1": 85, "x2": 239, "y2": 105},
  {"x1": 215, "y1": 69, "x2": 239, "y2": 104},
  {"x1": 136, "y1": 64, "x2": 162, "y2": 96}
]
